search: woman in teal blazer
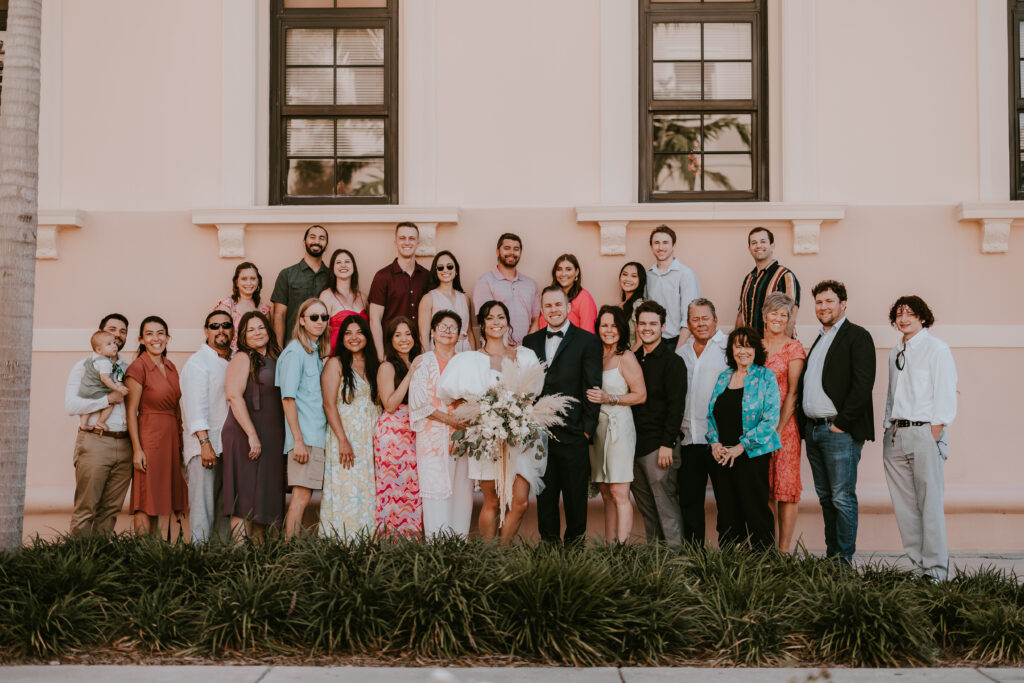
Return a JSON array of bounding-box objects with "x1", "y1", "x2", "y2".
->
[{"x1": 705, "y1": 326, "x2": 781, "y2": 549}]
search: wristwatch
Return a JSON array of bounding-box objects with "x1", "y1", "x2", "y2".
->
[{"x1": 199, "y1": 437, "x2": 211, "y2": 445}]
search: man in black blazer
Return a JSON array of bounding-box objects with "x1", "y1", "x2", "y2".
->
[
  {"x1": 523, "y1": 286, "x2": 603, "y2": 544},
  {"x1": 798, "y1": 280, "x2": 876, "y2": 563}
]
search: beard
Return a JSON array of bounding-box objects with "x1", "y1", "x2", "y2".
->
[
  {"x1": 500, "y1": 253, "x2": 520, "y2": 268},
  {"x1": 306, "y1": 242, "x2": 325, "y2": 258}
]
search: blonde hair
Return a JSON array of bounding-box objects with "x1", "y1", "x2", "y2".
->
[
  {"x1": 762, "y1": 292, "x2": 795, "y2": 318},
  {"x1": 291, "y1": 298, "x2": 331, "y2": 358},
  {"x1": 90, "y1": 330, "x2": 115, "y2": 352}
]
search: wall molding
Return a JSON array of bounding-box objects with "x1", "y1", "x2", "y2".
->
[
  {"x1": 36, "y1": 209, "x2": 84, "y2": 260},
  {"x1": 191, "y1": 206, "x2": 460, "y2": 258},
  {"x1": 957, "y1": 201, "x2": 1024, "y2": 253},
  {"x1": 576, "y1": 202, "x2": 846, "y2": 255}
]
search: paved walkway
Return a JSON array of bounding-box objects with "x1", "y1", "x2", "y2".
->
[
  {"x1": 855, "y1": 551, "x2": 1023, "y2": 576},
  {"x1": 1, "y1": 666, "x2": 1023, "y2": 681}
]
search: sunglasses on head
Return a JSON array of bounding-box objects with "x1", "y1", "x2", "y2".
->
[
  {"x1": 307, "y1": 313, "x2": 329, "y2": 322},
  {"x1": 436, "y1": 263, "x2": 455, "y2": 272},
  {"x1": 207, "y1": 322, "x2": 232, "y2": 330}
]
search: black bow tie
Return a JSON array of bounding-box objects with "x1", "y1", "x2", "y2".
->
[{"x1": 546, "y1": 330, "x2": 564, "y2": 339}]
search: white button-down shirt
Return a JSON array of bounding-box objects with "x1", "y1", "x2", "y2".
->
[
  {"x1": 646, "y1": 258, "x2": 701, "y2": 339},
  {"x1": 180, "y1": 344, "x2": 230, "y2": 463},
  {"x1": 544, "y1": 321, "x2": 570, "y2": 363},
  {"x1": 802, "y1": 317, "x2": 846, "y2": 418},
  {"x1": 65, "y1": 355, "x2": 128, "y2": 431},
  {"x1": 677, "y1": 328, "x2": 728, "y2": 445},
  {"x1": 884, "y1": 329, "x2": 957, "y2": 428}
]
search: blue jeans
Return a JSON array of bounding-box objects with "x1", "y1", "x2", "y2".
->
[{"x1": 805, "y1": 423, "x2": 862, "y2": 561}]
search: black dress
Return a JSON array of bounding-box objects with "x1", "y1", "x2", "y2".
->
[{"x1": 222, "y1": 356, "x2": 286, "y2": 526}]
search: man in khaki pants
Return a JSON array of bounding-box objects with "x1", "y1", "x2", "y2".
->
[{"x1": 64, "y1": 313, "x2": 133, "y2": 536}]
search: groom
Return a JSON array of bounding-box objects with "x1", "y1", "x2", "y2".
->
[{"x1": 523, "y1": 286, "x2": 602, "y2": 545}]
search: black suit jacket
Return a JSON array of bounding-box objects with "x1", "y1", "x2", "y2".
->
[
  {"x1": 522, "y1": 324, "x2": 603, "y2": 448},
  {"x1": 797, "y1": 320, "x2": 877, "y2": 443}
]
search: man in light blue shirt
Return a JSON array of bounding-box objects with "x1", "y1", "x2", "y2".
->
[
  {"x1": 645, "y1": 225, "x2": 701, "y2": 350},
  {"x1": 276, "y1": 303, "x2": 330, "y2": 538}
]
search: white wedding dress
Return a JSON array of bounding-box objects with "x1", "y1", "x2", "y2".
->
[{"x1": 437, "y1": 347, "x2": 547, "y2": 496}]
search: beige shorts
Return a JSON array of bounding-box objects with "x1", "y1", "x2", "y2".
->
[{"x1": 287, "y1": 446, "x2": 325, "y2": 490}]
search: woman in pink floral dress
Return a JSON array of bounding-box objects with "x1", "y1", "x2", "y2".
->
[
  {"x1": 373, "y1": 317, "x2": 423, "y2": 535},
  {"x1": 762, "y1": 293, "x2": 806, "y2": 552}
]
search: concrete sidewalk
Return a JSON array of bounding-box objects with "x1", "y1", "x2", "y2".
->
[{"x1": 1, "y1": 667, "x2": 1022, "y2": 682}]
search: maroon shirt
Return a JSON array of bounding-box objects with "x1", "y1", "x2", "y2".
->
[{"x1": 368, "y1": 258, "x2": 430, "y2": 330}]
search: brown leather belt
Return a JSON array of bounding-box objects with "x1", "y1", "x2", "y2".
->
[{"x1": 79, "y1": 427, "x2": 129, "y2": 439}]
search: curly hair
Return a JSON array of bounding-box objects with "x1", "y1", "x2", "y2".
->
[
  {"x1": 725, "y1": 326, "x2": 767, "y2": 370},
  {"x1": 888, "y1": 295, "x2": 934, "y2": 328}
]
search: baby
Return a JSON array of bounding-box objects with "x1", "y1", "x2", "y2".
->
[{"x1": 78, "y1": 330, "x2": 128, "y2": 431}]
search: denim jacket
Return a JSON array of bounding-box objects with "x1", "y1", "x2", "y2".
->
[{"x1": 705, "y1": 364, "x2": 782, "y2": 458}]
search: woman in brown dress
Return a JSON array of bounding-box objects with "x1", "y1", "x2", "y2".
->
[
  {"x1": 222, "y1": 311, "x2": 285, "y2": 539},
  {"x1": 125, "y1": 315, "x2": 187, "y2": 536}
]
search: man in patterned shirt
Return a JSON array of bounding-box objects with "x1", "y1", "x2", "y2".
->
[{"x1": 735, "y1": 227, "x2": 800, "y2": 337}]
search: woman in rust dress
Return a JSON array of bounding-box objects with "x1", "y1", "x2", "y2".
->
[{"x1": 125, "y1": 315, "x2": 187, "y2": 536}]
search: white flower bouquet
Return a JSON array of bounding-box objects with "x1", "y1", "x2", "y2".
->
[{"x1": 450, "y1": 358, "x2": 574, "y2": 462}]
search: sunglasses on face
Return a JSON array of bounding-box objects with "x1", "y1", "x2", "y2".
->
[
  {"x1": 307, "y1": 314, "x2": 329, "y2": 322},
  {"x1": 207, "y1": 322, "x2": 232, "y2": 330},
  {"x1": 436, "y1": 263, "x2": 455, "y2": 272}
]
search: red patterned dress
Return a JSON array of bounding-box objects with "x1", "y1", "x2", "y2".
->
[
  {"x1": 373, "y1": 402, "x2": 423, "y2": 535},
  {"x1": 764, "y1": 338, "x2": 807, "y2": 502}
]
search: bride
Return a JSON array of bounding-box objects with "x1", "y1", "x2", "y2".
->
[{"x1": 438, "y1": 300, "x2": 546, "y2": 543}]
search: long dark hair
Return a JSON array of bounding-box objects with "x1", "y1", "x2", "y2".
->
[
  {"x1": 619, "y1": 261, "x2": 647, "y2": 321},
  {"x1": 596, "y1": 305, "x2": 630, "y2": 354},
  {"x1": 237, "y1": 310, "x2": 280, "y2": 385},
  {"x1": 231, "y1": 262, "x2": 264, "y2": 306},
  {"x1": 334, "y1": 314, "x2": 380, "y2": 405},
  {"x1": 136, "y1": 315, "x2": 169, "y2": 359},
  {"x1": 550, "y1": 253, "x2": 583, "y2": 303},
  {"x1": 383, "y1": 316, "x2": 421, "y2": 388},
  {"x1": 323, "y1": 248, "x2": 360, "y2": 299},
  {"x1": 424, "y1": 250, "x2": 464, "y2": 294}
]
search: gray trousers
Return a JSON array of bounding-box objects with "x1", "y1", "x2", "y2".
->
[
  {"x1": 882, "y1": 425, "x2": 948, "y2": 581},
  {"x1": 631, "y1": 448, "x2": 683, "y2": 546},
  {"x1": 186, "y1": 455, "x2": 229, "y2": 543}
]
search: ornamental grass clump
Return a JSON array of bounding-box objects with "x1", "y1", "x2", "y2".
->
[{"x1": 1, "y1": 533, "x2": 1023, "y2": 666}]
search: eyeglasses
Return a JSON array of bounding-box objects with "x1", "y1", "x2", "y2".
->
[
  {"x1": 435, "y1": 324, "x2": 459, "y2": 334},
  {"x1": 207, "y1": 322, "x2": 232, "y2": 330},
  {"x1": 307, "y1": 314, "x2": 329, "y2": 322},
  {"x1": 895, "y1": 348, "x2": 906, "y2": 371},
  {"x1": 436, "y1": 263, "x2": 455, "y2": 272}
]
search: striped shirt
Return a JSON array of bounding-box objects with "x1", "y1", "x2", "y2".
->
[{"x1": 738, "y1": 260, "x2": 800, "y2": 335}]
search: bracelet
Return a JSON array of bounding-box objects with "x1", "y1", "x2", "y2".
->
[{"x1": 199, "y1": 437, "x2": 211, "y2": 445}]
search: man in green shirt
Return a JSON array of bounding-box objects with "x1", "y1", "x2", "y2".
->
[{"x1": 271, "y1": 225, "x2": 330, "y2": 344}]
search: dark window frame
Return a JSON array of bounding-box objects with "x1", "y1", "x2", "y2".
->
[
  {"x1": 639, "y1": 0, "x2": 767, "y2": 202},
  {"x1": 270, "y1": 0, "x2": 399, "y2": 205},
  {"x1": 1011, "y1": 1, "x2": 1024, "y2": 199}
]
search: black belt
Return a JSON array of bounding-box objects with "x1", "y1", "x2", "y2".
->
[
  {"x1": 806, "y1": 416, "x2": 834, "y2": 426},
  {"x1": 79, "y1": 427, "x2": 129, "y2": 439},
  {"x1": 892, "y1": 419, "x2": 928, "y2": 428}
]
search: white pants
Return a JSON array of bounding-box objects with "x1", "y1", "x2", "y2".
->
[
  {"x1": 186, "y1": 455, "x2": 229, "y2": 543},
  {"x1": 422, "y1": 456, "x2": 474, "y2": 539},
  {"x1": 883, "y1": 425, "x2": 948, "y2": 581}
]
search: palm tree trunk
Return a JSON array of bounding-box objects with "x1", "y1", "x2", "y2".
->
[{"x1": 0, "y1": 0, "x2": 42, "y2": 551}]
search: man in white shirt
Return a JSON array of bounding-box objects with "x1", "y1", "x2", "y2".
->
[
  {"x1": 180, "y1": 310, "x2": 234, "y2": 542},
  {"x1": 65, "y1": 313, "x2": 132, "y2": 536},
  {"x1": 882, "y1": 295, "x2": 957, "y2": 582},
  {"x1": 645, "y1": 225, "x2": 701, "y2": 350},
  {"x1": 676, "y1": 298, "x2": 729, "y2": 545}
]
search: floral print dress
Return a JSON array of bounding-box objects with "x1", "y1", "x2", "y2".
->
[{"x1": 320, "y1": 371, "x2": 380, "y2": 539}]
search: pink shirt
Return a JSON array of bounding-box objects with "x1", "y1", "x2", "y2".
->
[{"x1": 471, "y1": 267, "x2": 541, "y2": 345}]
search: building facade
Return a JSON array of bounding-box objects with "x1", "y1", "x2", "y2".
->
[{"x1": 24, "y1": 0, "x2": 1024, "y2": 549}]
